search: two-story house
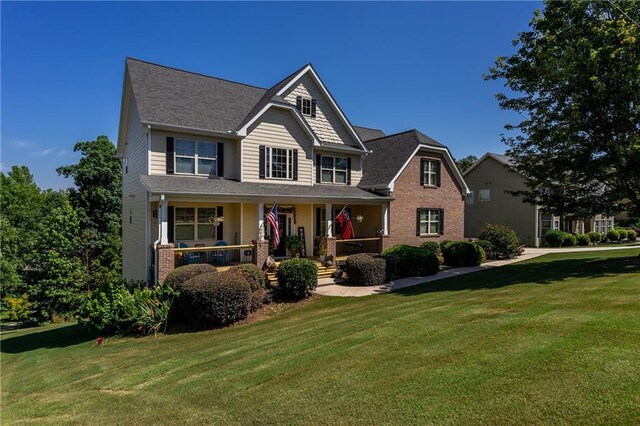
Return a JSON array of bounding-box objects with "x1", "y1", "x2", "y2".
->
[
  {"x1": 118, "y1": 58, "x2": 467, "y2": 282},
  {"x1": 463, "y1": 152, "x2": 615, "y2": 246}
]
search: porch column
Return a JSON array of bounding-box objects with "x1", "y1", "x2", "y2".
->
[
  {"x1": 325, "y1": 203, "x2": 333, "y2": 237},
  {"x1": 160, "y1": 195, "x2": 168, "y2": 245},
  {"x1": 258, "y1": 202, "x2": 265, "y2": 241},
  {"x1": 157, "y1": 244, "x2": 175, "y2": 283},
  {"x1": 383, "y1": 202, "x2": 389, "y2": 236}
]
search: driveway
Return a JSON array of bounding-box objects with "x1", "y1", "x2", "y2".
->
[{"x1": 315, "y1": 244, "x2": 640, "y2": 297}]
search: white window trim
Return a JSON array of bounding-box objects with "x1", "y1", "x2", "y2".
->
[
  {"x1": 320, "y1": 155, "x2": 348, "y2": 185},
  {"x1": 478, "y1": 188, "x2": 491, "y2": 202},
  {"x1": 418, "y1": 208, "x2": 441, "y2": 236},
  {"x1": 174, "y1": 207, "x2": 218, "y2": 241},
  {"x1": 265, "y1": 146, "x2": 294, "y2": 180},
  {"x1": 301, "y1": 97, "x2": 313, "y2": 116},
  {"x1": 422, "y1": 159, "x2": 437, "y2": 187},
  {"x1": 174, "y1": 138, "x2": 218, "y2": 176}
]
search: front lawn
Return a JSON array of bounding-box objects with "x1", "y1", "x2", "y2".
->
[{"x1": 2, "y1": 249, "x2": 639, "y2": 424}]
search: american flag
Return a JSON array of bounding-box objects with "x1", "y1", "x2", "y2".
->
[
  {"x1": 336, "y1": 209, "x2": 355, "y2": 240},
  {"x1": 266, "y1": 203, "x2": 280, "y2": 248}
]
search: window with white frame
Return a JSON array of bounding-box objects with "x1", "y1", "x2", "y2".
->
[
  {"x1": 175, "y1": 207, "x2": 217, "y2": 241},
  {"x1": 321, "y1": 156, "x2": 348, "y2": 184},
  {"x1": 301, "y1": 97, "x2": 312, "y2": 116},
  {"x1": 418, "y1": 209, "x2": 441, "y2": 235},
  {"x1": 422, "y1": 160, "x2": 438, "y2": 186},
  {"x1": 175, "y1": 139, "x2": 217, "y2": 176},
  {"x1": 465, "y1": 191, "x2": 474, "y2": 205},
  {"x1": 478, "y1": 188, "x2": 491, "y2": 201},
  {"x1": 265, "y1": 147, "x2": 293, "y2": 179}
]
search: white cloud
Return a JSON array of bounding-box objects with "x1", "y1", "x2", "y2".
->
[{"x1": 10, "y1": 139, "x2": 34, "y2": 148}]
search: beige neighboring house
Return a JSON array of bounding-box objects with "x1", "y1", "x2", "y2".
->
[{"x1": 463, "y1": 153, "x2": 614, "y2": 247}]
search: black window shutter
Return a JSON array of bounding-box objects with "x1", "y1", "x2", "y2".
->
[
  {"x1": 416, "y1": 209, "x2": 422, "y2": 236},
  {"x1": 439, "y1": 209, "x2": 445, "y2": 234},
  {"x1": 311, "y1": 99, "x2": 317, "y2": 117},
  {"x1": 259, "y1": 145, "x2": 266, "y2": 179},
  {"x1": 436, "y1": 160, "x2": 442, "y2": 187},
  {"x1": 420, "y1": 158, "x2": 425, "y2": 185},
  {"x1": 216, "y1": 206, "x2": 224, "y2": 241},
  {"x1": 316, "y1": 154, "x2": 321, "y2": 182},
  {"x1": 296, "y1": 96, "x2": 302, "y2": 111},
  {"x1": 168, "y1": 206, "x2": 175, "y2": 243},
  {"x1": 217, "y1": 142, "x2": 224, "y2": 178},
  {"x1": 347, "y1": 157, "x2": 352, "y2": 185},
  {"x1": 293, "y1": 149, "x2": 298, "y2": 180},
  {"x1": 166, "y1": 137, "x2": 175, "y2": 175}
]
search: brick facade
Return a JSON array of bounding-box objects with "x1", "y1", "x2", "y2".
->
[
  {"x1": 387, "y1": 152, "x2": 464, "y2": 246},
  {"x1": 157, "y1": 244, "x2": 175, "y2": 283}
]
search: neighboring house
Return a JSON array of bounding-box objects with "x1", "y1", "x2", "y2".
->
[
  {"x1": 463, "y1": 153, "x2": 614, "y2": 247},
  {"x1": 117, "y1": 58, "x2": 466, "y2": 282},
  {"x1": 359, "y1": 130, "x2": 469, "y2": 246}
]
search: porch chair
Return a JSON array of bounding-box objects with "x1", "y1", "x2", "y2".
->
[{"x1": 209, "y1": 240, "x2": 229, "y2": 266}]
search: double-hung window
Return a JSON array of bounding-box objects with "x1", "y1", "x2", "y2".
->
[
  {"x1": 175, "y1": 207, "x2": 217, "y2": 241},
  {"x1": 266, "y1": 147, "x2": 293, "y2": 180},
  {"x1": 301, "y1": 98, "x2": 312, "y2": 116},
  {"x1": 417, "y1": 209, "x2": 441, "y2": 235},
  {"x1": 422, "y1": 160, "x2": 438, "y2": 186},
  {"x1": 321, "y1": 156, "x2": 348, "y2": 184},
  {"x1": 175, "y1": 139, "x2": 217, "y2": 176}
]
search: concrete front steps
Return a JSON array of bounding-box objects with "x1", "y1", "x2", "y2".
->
[{"x1": 265, "y1": 259, "x2": 337, "y2": 283}]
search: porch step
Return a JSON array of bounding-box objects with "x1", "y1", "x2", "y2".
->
[{"x1": 265, "y1": 260, "x2": 338, "y2": 283}]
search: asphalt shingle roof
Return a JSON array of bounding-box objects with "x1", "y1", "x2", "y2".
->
[
  {"x1": 126, "y1": 58, "x2": 267, "y2": 133},
  {"x1": 353, "y1": 126, "x2": 385, "y2": 141},
  {"x1": 141, "y1": 175, "x2": 391, "y2": 201},
  {"x1": 358, "y1": 129, "x2": 446, "y2": 188}
]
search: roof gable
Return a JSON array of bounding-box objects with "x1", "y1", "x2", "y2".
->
[
  {"x1": 462, "y1": 152, "x2": 515, "y2": 177},
  {"x1": 276, "y1": 65, "x2": 367, "y2": 151}
]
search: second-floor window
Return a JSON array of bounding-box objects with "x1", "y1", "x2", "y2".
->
[
  {"x1": 478, "y1": 188, "x2": 491, "y2": 201},
  {"x1": 301, "y1": 98, "x2": 312, "y2": 116},
  {"x1": 422, "y1": 160, "x2": 437, "y2": 186},
  {"x1": 266, "y1": 147, "x2": 294, "y2": 180},
  {"x1": 321, "y1": 156, "x2": 348, "y2": 184},
  {"x1": 175, "y1": 139, "x2": 217, "y2": 176}
]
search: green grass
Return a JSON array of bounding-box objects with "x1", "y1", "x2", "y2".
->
[{"x1": 2, "y1": 249, "x2": 640, "y2": 425}]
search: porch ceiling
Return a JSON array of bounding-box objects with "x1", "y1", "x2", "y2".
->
[{"x1": 141, "y1": 175, "x2": 393, "y2": 202}]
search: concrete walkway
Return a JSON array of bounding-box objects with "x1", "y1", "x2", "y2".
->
[{"x1": 315, "y1": 244, "x2": 640, "y2": 297}]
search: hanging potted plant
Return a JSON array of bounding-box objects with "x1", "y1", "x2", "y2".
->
[{"x1": 285, "y1": 235, "x2": 304, "y2": 258}]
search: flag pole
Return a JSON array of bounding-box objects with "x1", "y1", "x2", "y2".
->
[{"x1": 326, "y1": 204, "x2": 348, "y2": 235}]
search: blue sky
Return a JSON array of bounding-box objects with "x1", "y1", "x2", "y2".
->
[{"x1": 1, "y1": 1, "x2": 539, "y2": 189}]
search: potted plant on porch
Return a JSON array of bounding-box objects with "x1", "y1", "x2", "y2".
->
[{"x1": 285, "y1": 235, "x2": 304, "y2": 258}]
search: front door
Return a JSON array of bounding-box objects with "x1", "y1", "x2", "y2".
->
[{"x1": 274, "y1": 214, "x2": 288, "y2": 257}]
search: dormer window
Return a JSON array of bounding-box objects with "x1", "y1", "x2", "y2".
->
[
  {"x1": 420, "y1": 158, "x2": 441, "y2": 187},
  {"x1": 296, "y1": 96, "x2": 316, "y2": 117}
]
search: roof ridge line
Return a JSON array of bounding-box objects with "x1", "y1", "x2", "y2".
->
[
  {"x1": 362, "y1": 129, "x2": 416, "y2": 143},
  {"x1": 126, "y1": 57, "x2": 268, "y2": 91}
]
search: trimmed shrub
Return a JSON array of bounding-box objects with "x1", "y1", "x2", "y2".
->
[
  {"x1": 600, "y1": 233, "x2": 609, "y2": 244},
  {"x1": 164, "y1": 264, "x2": 217, "y2": 289},
  {"x1": 230, "y1": 264, "x2": 267, "y2": 311},
  {"x1": 420, "y1": 241, "x2": 441, "y2": 257},
  {"x1": 561, "y1": 233, "x2": 577, "y2": 247},
  {"x1": 587, "y1": 231, "x2": 601, "y2": 244},
  {"x1": 346, "y1": 254, "x2": 386, "y2": 286},
  {"x1": 442, "y1": 241, "x2": 485, "y2": 267},
  {"x1": 576, "y1": 234, "x2": 590, "y2": 246},
  {"x1": 616, "y1": 228, "x2": 628, "y2": 241},
  {"x1": 627, "y1": 229, "x2": 637, "y2": 241},
  {"x1": 477, "y1": 223, "x2": 520, "y2": 259},
  {"x1": 381, "y1": 245, "x2": 439, "y2": 279},
  {"x1": 175, "y1": 271, "x2": 251, "y2": 328},
  {"x1": 474, "y1": 239, "x2": 494, "y2": 259},
  {"x1": 606, "y1": 229, "x2": 621, "y2": 243},
  {"x1": 439, "y1": 240, "x2": 453, "y2": 253},
  {"x1": 545, "y1": 229, "x2": 565, "y2": 247},
  {"x1": 276, "y1": 258, "x2": 318, "y2": 300}
]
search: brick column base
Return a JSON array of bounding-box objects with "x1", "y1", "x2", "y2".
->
[
  {"x1": 379, "y1": 235, "x2": 392, "y2": 253},
  {"x1": 321, "y1": 236, "x2": 337, "y2": 259},
  {"x1": 157, "y1": 244, "x2": 175, "y2": 283},
  {"x1": 254, "y1": 240, "x2": 270, "y2": 269}
]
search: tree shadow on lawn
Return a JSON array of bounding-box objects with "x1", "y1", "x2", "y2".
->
[
  {"x1": 0, "y1": 323, "x2": 94, "y2": 354},
  {"x1": 393, "y1": 252, "x2": 640, "y2": 297}
]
